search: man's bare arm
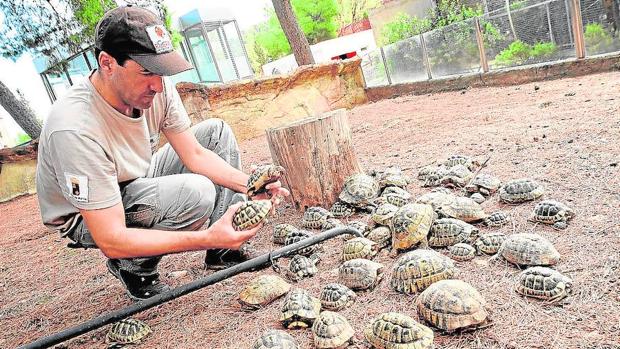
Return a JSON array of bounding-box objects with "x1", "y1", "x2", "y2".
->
[{"x1": 80, "y1": 202, "x2": 261, "y2": 259}]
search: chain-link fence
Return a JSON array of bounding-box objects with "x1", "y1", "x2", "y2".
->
[{"x1": 361, "y1": 0, "x2": 620, "y2": 87}]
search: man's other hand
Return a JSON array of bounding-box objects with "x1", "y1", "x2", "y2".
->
[{"x1": 204, "y1": 202, "x2": 263, "y2": 249}]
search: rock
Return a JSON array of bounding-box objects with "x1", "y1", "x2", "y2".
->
[
  {"x1": 534, "y1": 85, "x2": 540, "y2": 91},
  {"x1": 470, "y1": 193, "x2": 485, "y2": 203},
  {"x1": 168, "y1": 270, "x2": 188, "y2": 279}
]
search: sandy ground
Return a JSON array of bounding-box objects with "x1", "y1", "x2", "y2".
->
[{"x1": 1, "y1": 71, "x2": 619, "y2": 349}]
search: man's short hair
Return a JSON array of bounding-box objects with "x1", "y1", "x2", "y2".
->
[{"x1": 94, "y1": 48, "x2": 131, "y2": 67}]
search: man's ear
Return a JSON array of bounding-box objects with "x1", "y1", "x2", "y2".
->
[{"x1": 98, "y1": 51, "x2": 115, "y2": 74}]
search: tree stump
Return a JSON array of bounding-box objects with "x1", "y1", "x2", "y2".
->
[{"x1": 266, "y1": 109, "x2": 362, "y2": 210}]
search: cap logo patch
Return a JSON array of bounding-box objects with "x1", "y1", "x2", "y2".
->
[{"x1": 146, "y1": 25, "x2": 173, "y2": 53}]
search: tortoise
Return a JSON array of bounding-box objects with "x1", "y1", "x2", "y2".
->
[
  {"x1": 428, "y1": 218, "x2": 479, "y2": 247},
  {"x1": 528, "y1": 200, "x2": 575, "y2": 230},
  {"x1": 339, "y1": 173, "x2": 380, "y2": 209},
  {"x1": 391, "y1": 203, "x2": 436, "y2": 251},
  {"x1": 302, "y1": 206, "x2": 334, "y2": 229},
  {"x1": 239, "y1": 274, "x2": 291, "y2": 310},
  {"x1": 344, "y1": 220, "x2": 371, "y2": 239},
  {"x1": 469, "y1": 193, "x2": 485, "y2": 204},
  {"x1": 322, "y1": 218, "x2": 345, "y2": 230},
  {"x1": 483, "y1": 211, "x2": 511, "y2": 227},
  {"x1": 439, "y1": 164, "x2": 474, "y2": 188},
  {"x1": 376, "y1": 167, "x2": 412, "y2": 189},
  {"x1": 465, "y1": 173, "x2": 501, "y2": 196},
  {"x1": 391, "y1": 249, "x2": 457, "y2": 294},
  {"x1": 284, "y1": 229, "x2": 317, "y2": 256},
  {"x1": 342, "y1": 237, "x2": 379, "y2": 261},
  {"x1": 339, "y1": 258, "x2": 384, "y2": 291},
  {"x1": 420, "y1": 166, "x2": 450, "y2": 187},
  {"x1": 415, "y1": 190, "x2": 456, "y2": 211},
  {"x1": 285, "y1": 254, "x2": 320, "y2": 282},
  {"x1": 371, "y1": 203, "x2": 399, "y2": 226},
  {"x1": 475, "y1": 232, "x2": 507, "y2": 255},
  {"x1": 330, "y1": 200, "x2": 356, "y2": 218},
  {"x1": 499, "y1": 178, "x2": 544, "y2": 204},
  {"x1": 280, "y1": 288, "x2": 322, "y2": 329},
  {"x1": 442, "y1": 155, "x2": 480, "y2": 171},
  {"x1": 494, "y1": 233, "x2": 560, "y2": 266},
  {"x1": 381, "y1": 186, "x2": 412, "y2": 199},
  {"x1": 106, "y1": 318, "x2": 152, "y2": 345},
  {"x1": 381, "y1": 193, "x2": 411, "y2": 207},
  {"x1": 247, "y1": 164, "x2": 285, "y2": 197},
  {"x1": 364, "y1": 312, "x2": 434, "y2": 349},
  {"x1": 366, "y1": 226, "x2": 392, "y2": 249},
  {"x1": 252, "y1": 330, "x2": 298, "y2": 349},
  {"x1": 320, "y1": 283, "x2": 357, "y2": 311},
  {"x1": 448, "y1": 243, "x2": 476, "y2": 262},
  {"x1": 417, "y1": 279, "x2": 489, "y2": 332},
  {"x1": 515, "y1": 266, "x2": 573, "y2": 302},
  {"x1": 437, "y1": 196, "x2": 486, "y2": 223},
  {"x1": 273, "y1": 224, "x2": 299, "y2": 245},
  {"x1": 233, "y1": 200, "x2": 272, "y2": 230},
  {"x1": 312, "y1": 311, "x2": 355, "y2": 348}
]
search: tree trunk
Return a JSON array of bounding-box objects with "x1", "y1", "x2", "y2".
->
[
  {"x1": 266, "y1": 109, "x2": 362, "y2": 210},
  {"x1": 272, "y1": 0, "x2": 315, "y2": 66},
  {"x1": 0, "y1": 80, "x2": 41, "y2": 139}
]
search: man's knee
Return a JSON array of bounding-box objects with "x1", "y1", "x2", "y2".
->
[
  {"x1": 192, "y1": 119, "x2": 236, "y2": 148},
  {"x1": 158, "y1": 174, "x2": 216, "y2": 229}
]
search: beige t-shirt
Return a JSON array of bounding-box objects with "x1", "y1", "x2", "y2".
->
[{"x1": 36, "y1": 72, "x2": 191, "y2": 234}]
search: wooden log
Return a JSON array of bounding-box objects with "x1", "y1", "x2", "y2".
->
[{"x1": 266, "y1": 109, "x2": 362, "y2": 210}]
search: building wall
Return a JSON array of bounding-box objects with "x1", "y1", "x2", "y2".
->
[{"x1": 369, "y1": 0, "x2": 436, "y2": 44}]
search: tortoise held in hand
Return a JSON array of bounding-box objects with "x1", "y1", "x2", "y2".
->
[
  {"x1": 247, "y1": 164, "x2": 285, "y2": 197},
  {"x1": 233, "y1": 200, "x2": 272, "y2": 230}
]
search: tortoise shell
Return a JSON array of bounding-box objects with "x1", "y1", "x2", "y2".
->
[
  {"x1": 302, "y1": 206, "x2": 333, "y2": 229},
  {"x1": 239, "y1": 274, "x2": 291, "y2": 309},
  {"x1": 339, "y1": 258, "x2": 384, "y2": 291},
  {"x1": 339, "y1": 173, "x2": 380, "y2": 208},
  {"x1": 330, "y1": 200, "x2": 356, "y2": 218},
  {"x1": 391, "y1": 203, "x2": 435, "y2": 251},
  {"x1": 273, "y1": 224, "x2": 299, "y2": 245},
  {"x1": 418, "y1": 165, "x2": 449, "y2": 187},
  {"x1": 443, "y1": 155, "x2": 479, "y2": 171},
  {"x1": 528, "y1": 200, "x2": 575, "y2": 229},
  {"x1": 448, "y1": 243, "x2": 476, "y2": 262},
  {"x1": 376, "y1": 167, "x2": 411, "y2": 189},
  {"x1": 342, "y1": 221, "x2": 371, "y2": 240},
  {"x1": 439, "y1": 164, "x2": 474, "y2": 188},
  {"x1": 469, "y1": 193, "x2": 485, "y2": 204},
  {"x1": 428, "y1": 218, "x2": 478, "y2": 247},
  {"x1": 286, "y1": 254, "x2": 320, "y2": 282},
  {"x1": 391, "y1": 249, "x2": 457, "y2": 294},
  {"x1": 252, "y1": 330, "x2": 298, "y2": 349},
  {"x1": 496, "y1": 233, "x2": 560, "y2": 266},
  {"x1": 515, "y1": 266, "x2": 572, "y2": 302},
  {"x1": 342, "y1": 237, "x2": 378, "y2": 261},
  {"x1": 319, "y1": 283, "x2": 356, "y2": 311},
  {"x1": 382, "y1": 193, "x2": 410, "y2": 207},
  {"x1": 475, "y1": 232, "x2": 506, "y2": 255},
  {"x1": 415, "y1": 191, "x2": 456, "y2": 211},
  {"x1": 312, "y1": 311, "x2": 355, "y2": 349},
  {"x1": 284, "y1": 229, "x2": 316, "y2": 256},
  {"x1": 280, "y1": 288, "x2": 322, "y2": 329},
  {"x1": 233, "y1": 200, "x2": 272, "y2": 230},
  {"x1": 247, "y1": 164, "x2": 285, "y2": 197},
  {"x1": 465, "y1": 173, "x2": 501, "y2": 196},
  {"x1": 364, "y1": 312, "x2": 434, "y2": 349},
  {"x1": 417, "y1": 279, "x2": 488, "y2": 332},
  {"x1": 483, "y1": 211, "x2": 511, "y2": 227},
  {"x1": 366, "y1": 226, "x2": 392, "y2": 249},
  {"x1": 106, "y1": 318, "x2": 152, "y2": 345},
  {"x1": 381, "y1": 186, "x2": 412, "y2": 199},
  {"x1": 499, "y1": 178, "x2": 544, "y2": 204},
  {"x1": 371, "y1": 203, "x2": 399, "y2": 226},
  {"x1": 437, "y1": 196, "x2": 486, "y2": 223},
  {"x1": 321, "y1": 218, "x2": 345, "y2": 231}
]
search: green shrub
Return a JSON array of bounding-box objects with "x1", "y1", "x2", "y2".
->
[
  {"x1": 584, "y1": 23, "x2": 614, "y2": 54},
  {"x1": 530, "y1": 42, "x2": 558, "y2": 58},
  {"x1": 381, "y1": 12, "x2": 431, "y2": 45},
  {"x1": 494, "y1": 41, "x2": 557, "y2": 66},
  {"x1": 509, "y1": 0, "x2": 528, "y2": 11}
]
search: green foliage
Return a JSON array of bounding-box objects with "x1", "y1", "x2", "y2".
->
[
  {"x1": 432, "y1": 0, "x2": 483, "y2": 28},
  {"x1": 584, "y1": 23, "x2": 614, "y2": 54},
  {"x1": 509, "y1": 0, "x2": 528, "y2": 11},
  {"x1": 71, "y1": 0, "x2": 116, "y2": 41},
  {"x1": 335, "y1": 0, "x2": 381, "y2": 27},
  {"x1": 162, "y1": 5, "x2": 183, "y2": 48},
  {"x1": 381, "y1": 13, "x2": 431, "y2": 45},
  {"x1": 247, "y1": 0, "x2": 340, "y2": 69},
  {"x1": 494, "y1": 40, "x2": 558, "y2": 66},
  {"x1": 15, "y1": 133, "x2": 32, "y2": 145}
]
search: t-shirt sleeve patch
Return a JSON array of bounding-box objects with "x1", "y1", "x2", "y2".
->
[{"x1": 64, "y1": 172, "x2": 89, "y2": 203}]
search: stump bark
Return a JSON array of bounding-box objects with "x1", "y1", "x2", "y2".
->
[{"x1": 266, "y1": 109, "x2": 362, "y2": 210}]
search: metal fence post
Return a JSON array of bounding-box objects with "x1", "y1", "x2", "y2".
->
[
  {"x1": 565, "y1": 0, "x2": 574, "y2": 46},
  {"x1": 379, "y1": 46, "x2": 392, "y2": 85},
  {"x1": 505, "y1": 0, "x2": 518, "y2": 40},
  {"x1": 546, "y1": 3, "x2": 556, "y2": 44},
  {"x1": 419, "y1": 34, "x2": 433, "y2": 80},
  {"x1": 475, "y1": 18, "x2": 490, "y2": 73},
  {"x1": 569, "y1": 0, "x2": 586, "y2": 58}
]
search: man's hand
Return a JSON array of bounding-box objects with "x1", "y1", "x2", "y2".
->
[
  {"x1": 251, "y1": 181, "x2": 290, "y2": 206},
  {"x1": 203, "y1": 202, "x2": 263, "y2": 250}
]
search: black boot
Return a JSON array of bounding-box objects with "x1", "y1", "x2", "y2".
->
[
  {"x1": 106, "y1": 259, "x2": 171, "y2": 301},
  {"x1": 204, "y1": 244, "x2": 260, "y2": 270}
]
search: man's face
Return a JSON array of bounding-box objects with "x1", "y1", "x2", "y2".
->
[{"x1": 110, "y1": 60, "x2": 163, "y2": 110}]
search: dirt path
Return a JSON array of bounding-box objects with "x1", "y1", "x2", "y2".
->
[{"x1": 1, "y1": 71, "x2": 619, "y2": 348}]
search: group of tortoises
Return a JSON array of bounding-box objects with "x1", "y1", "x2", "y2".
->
[{"x1": 103, "y1": 160, "x2": 576, "y2": 347}]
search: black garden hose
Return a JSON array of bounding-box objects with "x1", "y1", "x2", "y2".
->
[{"x1": 20, "y1": 227, "x2": 362, "y2": 349}]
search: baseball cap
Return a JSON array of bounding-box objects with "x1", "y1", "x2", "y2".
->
[{"x1": 95, "y1": 6, "x2": 193, "y2": 76}]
